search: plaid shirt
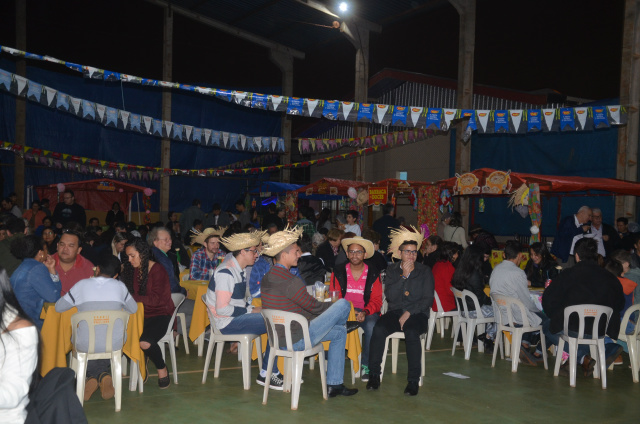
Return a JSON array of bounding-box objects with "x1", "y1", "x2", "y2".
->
[{"x1": 189, "y1": 247, "x2": 217, "y2": 280}]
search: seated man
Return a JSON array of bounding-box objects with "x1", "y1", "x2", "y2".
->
[
  {"x1": 330, "y1": 235, "x2": 383, "y2": 382},
  {"x1": 52, "y1": 230, "x2": 95, "y2": 295},
  {"x1": 366, "y1": 226, "x2": 433, "y2": 396},
  {"x1": 489, "y1": 240, "x2": 547, "y2": 366},
  {"x1": 204, "y1": 231, "x2": 282, "y2": 389},
  {"x1": 542, "y1": 238, "x2": 625, "y2": 376},
  {"x1": 55, "y1": 254, "x2": 138, "y2": 401},
  {"x1": 261, "y1": 227, "x2": 359, "y2": 398},
  {"x1": 189, "y1": 228, "x2": 225, "y2": 280}
]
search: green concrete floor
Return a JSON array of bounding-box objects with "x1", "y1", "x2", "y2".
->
[{"x1": 83, "y1": 335, "x2": 640, "y2": 424}]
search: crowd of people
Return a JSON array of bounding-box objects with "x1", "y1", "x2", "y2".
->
[{"x1": 2, "y1": 193, "x2": 640, "y2": 420}]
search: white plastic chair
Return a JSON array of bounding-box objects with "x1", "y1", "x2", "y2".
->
[
  {"x1": 157, "y1": 294, "x2": 185, "y2": 384},
  {"x1": 379, "y1": 330, "x2": 426, "y2": 386},
  {"x1": 201, "y1": 295, "x2": 262, "y2": 390},
  {"x1": 171, "y1": 293, "x2": 190, "y2": 355},
  {"x1": 552, "y1": 304, "x2": 613, "y2": 389},
  {"x1": 490, "y1": 293, "x2": 548, "y2": 372},
  {"x1": 451, "y1": 288, "x2": 495, "y2": 360},
  {"x1": 69, "y1": 310, "x2": 130, "y2": 412},
  {"x1": 261, "y1": 309, "x2": 328, "y2": 410},
  {"x1": 617, "y1": 304, "x2": 640, "y2": 383},
  {"x1": 426, "y1": 291, "x2": 460, "y2": 350}
]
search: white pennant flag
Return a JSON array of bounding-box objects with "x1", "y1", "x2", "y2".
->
[
  {"x1": 574, "y1": 107, "x2": 588, "y2": 129},
  {"x1": 375, "y1": 104, "x2": 389, "y2": 123},
  {"x1": 85, "y1": 66, "x2": 100, "y2": 78},
  {"x1": 542, "y1": 109, "x2": 556, "y2": 130},
  {"x1": 476, "y1": 110, "x2": 490, "y2": 132},
  {"x1": 240, "y1": 134, "x2": 246, "y2": 149},
  {"x1": 96, "y1": 104, "x2": 106, "y2": 122},
  {"x1": 184, "y1": 125, "x2": 192, "y2": 140},
  {"x1": 607, "y1": 106, "x2": 621, "y2": 124},
  {"x1": 204, "y1": 129, "x2": 212, "y2": 145},
  {"x1": 254, "y1": 137, "x2": 262, "y2": 151},
  {"x1": 222, "y1": 132, "x2": 229, "y2": 147},
  {"x1": 143, "y1": 116, "x2": 153, "y2": 133},
  {"x1": 234, "y1": 91, "x2": 247, "y2": 104},
  {"x1": 14, "y1": 75, "x2": 27, "y2": 96},
  {"x1": 442, "y1": 109, "x2": 457, "y2": 130},
  {"x1": 271, "y1": 95, "x2": 282, "y2": 111},
  {"x1": 69, "y1": 96, "x2": 82, "y2": 115},
  {"x1": 510, "y1": 110, "x2": 523, "y2": 132},
  {"x1": 341, "y1": 102, "x2": 354, "y2": 120},
  {"x1": 272, "y1": 137, "x2": 278, "y2": 151},
  {"x1": 120, "y1": 111, "x2": 130, "y2": 128},
  {"x1": 164, "y1": 122, "x2": 173, "y2": 137},
  {"x1": 307, "y1": 99, "x2": 319, "y2": 116},
  {"x1": 409, "y1": 107, "x2": 423, "y2": 127},
  {"x1": 45, "y1": 87, "x2": 57, "y2": 106}
]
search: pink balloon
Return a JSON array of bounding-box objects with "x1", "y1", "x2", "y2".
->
[
  {"x1": 56, "y1": 183, "x2": 65, "y2": 193},
  {"x1": 143, "y1": 188, "x2": 153, "y2": 196},
  {"x1": 118, "y1": 188, "x2": 124, "y2": 193}
]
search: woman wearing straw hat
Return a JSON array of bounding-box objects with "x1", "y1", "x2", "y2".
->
[
  {"x1": 261, "y1": 227, "x2": 359, "y2": 398},
  {"x1": 203, "y1": 231, "x2": 283, "y2": 390},
  {"x1": 329, "y1": 236, "x2": 383, "y2": 382},
  {"x1": 366, "y1": 226, "x2": 434, "y2": 396}
]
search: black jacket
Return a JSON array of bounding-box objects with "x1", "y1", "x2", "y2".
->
[
  {"x1": 384, "y1": 261, "x2": 433, "y2": 316},
  {"x1": 26, "y1": 367, "x2": 87, "y2": 424},
  {"x1": 460, "y1": 270, "x2": 491, "y2": 311},
  {"x1": 297, "y1": 254, "x2": 327, "y2": 285},
  {"x1": 316, "y1": 241, "x2": 337, "y2": 272},
  {"x1": 332, "y1": 259, "x2": 381, "y2": 308}
]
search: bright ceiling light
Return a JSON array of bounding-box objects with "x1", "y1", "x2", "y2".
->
[{"x1": 338, "y1": 2, "x2": 348, "y2": 13}]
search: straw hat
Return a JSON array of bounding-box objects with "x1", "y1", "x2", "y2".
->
[
  {"x1": 341, "y1": 236, "x2": 374, "y2": 259},
  {"x1": 260, "y1": 231, "x2": 271, "y2": 244},
  {"x1": 220, "y1": 231, "x2": 262, "y2": 252},
  {"x1": 387, "y1": 225, "x2": 425, "y2": 259},
  {"x1": 261, "y1": 226, "x2": 303, "y2": 257},
  {"x1": 190, "y1": 227, "x2": 227, "y2": 246}
]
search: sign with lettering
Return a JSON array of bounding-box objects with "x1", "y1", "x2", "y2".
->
[{"x1": 368, "y1": 187, "x2": 388, "y2": 206}]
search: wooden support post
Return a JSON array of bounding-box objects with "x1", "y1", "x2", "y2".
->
[
  {"x1": 449, "y1": 0, "x2": 476, "y2": 229},
  {"x1": 269, "y1": 51, "x2": 294, "y2": 183},
  {"x1": 617, "y1": 0, "x2": 640, "y2": 220},
  {"x1": 14, "y1": 0, "x2": 26, "y2": 209},
  {"x1": 160, "y1": 5, "x2": 173, "y2": 219}
]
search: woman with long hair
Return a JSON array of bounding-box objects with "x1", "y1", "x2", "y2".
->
[
  {"x1": 105, "y1": 202, "x2": 125, "y2": 228},
  {"x1": 443, "y1": 212, "x2": 468, "y2": 248},
  {"x1": 1, "y1": 267, "x2": 40, "y2": 422},
  {"x1": 120, "y1": 239, "x2": 174, "y2": 389},
  {"x1": 431, "y1": 242, "x2": 459, "y2": 313},
  {"x1": 524, "y1": 242, "x2": 561, "y2": 288},
  {"x1": 9, "y1": 235, "x2": 61, "y2": 330},
  {"x1": 111, "y1": 232, "x2": 130, "y2": 264},
  {"x1": 421, "y1": 235, "x2": 443, "y2": 269},
  {"x1": 317, "y1": 207, "x2": 333, "y2": 231},
  {"x1": 41, "y1": 227, "x2": 59, "y2": 256},
  {"x1": 451, "y1": 244, "x2": 495, "y2": 343}
]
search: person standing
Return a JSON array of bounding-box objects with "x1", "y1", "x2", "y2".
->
[
  {"x1": 105, "y1": 202, "x2": 125, "y2": 228},
  {"x1": 367, "y1": 227, "x2": 433, "y2": 396},
  {"x1": 443, "y1": 212, "x2": 468, "y2": 248},
  {"x1": 179, "y1": 199, "x2": 205, "y2": 240},
  {"x1": 52, "y1": 189, "x2": 87, "y2": 229},
  {"x1": 372, "y1": 203, "x2": 400, "y2": 255},
  {"x1": 550, "y1": 206, "x2": 592, "y2": 267},
  {"x1": 204, "y1": 203, "x2": 231, "y2": 228}
]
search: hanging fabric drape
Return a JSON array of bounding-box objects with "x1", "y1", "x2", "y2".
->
[
  {"x1": 417, "y1": 185, "x2": 440, "y2": 239},
  {"x1": 528, "y1": 183, "x2": 541, "y2": 244}
]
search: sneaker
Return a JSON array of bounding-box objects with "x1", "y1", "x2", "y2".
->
[
  {"x1": 84, "y1": 378, "x2": 98, "y2": 401},
  {"x1": 360, "y1": 365, "x2": 370, "y2": 382},
  {"x1": 256, "y1": 373, "x2": 284, "y2": 391}
]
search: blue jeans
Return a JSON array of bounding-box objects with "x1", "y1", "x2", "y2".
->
[
  {"x1": 542, "y1": 318, "x2": 621, "y2": 362},
  {"x1": 355, "y1": 308, "x2": 380, "y2": 368},
  {"x1": 293, "y1": 299, "x2": 350, "y2": 386},
  {"x1": 220, "y1": 312, "x2": 278, "y2": 373}
]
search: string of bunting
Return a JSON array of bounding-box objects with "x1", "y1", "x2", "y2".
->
[
  {"x1": 0, "y1": 46, "x2": 629, "y2": 142},
  {"x1": 0, "y1": 132, "x2": 428, "y2": 179},
  {"x1": 0, "y1": 67, "x2": 286, "y2": 153}
]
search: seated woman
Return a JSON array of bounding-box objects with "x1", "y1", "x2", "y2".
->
[
  {"x1": 0, "y1": 267, "x2": 39, "y2": 423},
  {"x1": 525, "y1": 242, "x2": 561, "y2": 288},
  {"x1": 421, "y1": 235, "x2": 443, "y2": 269},
  {"x1": 9, "y1": 235, "x2": 61, "y2": 329},
  {"x1": 111, "y1": 232, "x2": 130, "y2": 264},
  {"x1": 22, "y1": 200, "x2": 46, "y2": 232},
  {"x1": 41, "y1": 226, "x2": 59, "y2": 255},
  {"x1": 431, "y1": 242, "x2": 459, "y2": 313},
  {"x1": 329, "y1": 236, "x2": 383, "y2": 382},
  {"x1": 121, "y1": 239, "x2": 175, "y2": 389},
  {"x1": 451, "y1": 245, "x2": 495, "y2": 349}
]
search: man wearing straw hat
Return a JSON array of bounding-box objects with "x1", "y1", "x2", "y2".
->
[
  {"x1": 204, "y1": 231, "x2": 283, "y2": 390},
  {"x1": 261, "y1": 227, "x2": 360, "y2": 398},
  {"x1": 366, "y1": 226, "x2": 434, "y2": 396},
  {"x1": 189, "y1": 227, "x2": 226, "y2": 281}
]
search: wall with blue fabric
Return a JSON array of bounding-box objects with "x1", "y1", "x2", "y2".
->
[
  {"x1": 0, "y1": 58, "x2": 281, "y2": 213},
  {"x1": 467, "y1": 128, "x2": 619, "y2": 236}
]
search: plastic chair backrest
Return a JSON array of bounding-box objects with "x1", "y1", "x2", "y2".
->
[
  {"x1": 433, "y1": 291, "x2": 445, "y2": 314},
  {"x1": 451, "y1": 288, "x2": 482, "y2": 318},
  {"x1": 562, "y1": 304, "x2": 613, "y2": 339},
  {"x1": 491, "y1": 293, "x2": 534, "y2": 328},
  {"x1": 201, "y1": 294, "x2": 223, "y2": 335},
  {"x1": 620, "y1": 303, "x2": 640, "y2": 338},
  {"x1": 171, "y1": 293, "x2": 186, "y2": 309},
  {"x1": 70, "y1": 310, "x2": 130, "y2": 354},
  {"x1": 166, "y1": 294, "x2": 184, "y2": 333},
  {"x1": 261, "y1": 309, "x2": 314, "y2": 352},
  {"x1": 451, "y1": 287, "x2": 468, "y2": 316}
]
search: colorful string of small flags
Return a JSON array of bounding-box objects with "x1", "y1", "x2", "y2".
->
[{"x1": 0, "y1": 45, "x2": 629, "y2": 144}]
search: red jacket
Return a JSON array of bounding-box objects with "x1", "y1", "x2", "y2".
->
[{"x1": 432, "y1": 260, "x2": 456, "y2": 312}]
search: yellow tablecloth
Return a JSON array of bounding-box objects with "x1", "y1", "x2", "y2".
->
[
  {"x1": 189, "y1": 285, "x2": 210, "y2": 342},
  {"x1": 489, "y1": 250, "x2": 529, "y2": 270},
  {"x1": 180, "y1": 279, "x2": 208, "y2": 301},
  {"x1": 40, "y1": 303, "x2": 146, "y2": 380}
]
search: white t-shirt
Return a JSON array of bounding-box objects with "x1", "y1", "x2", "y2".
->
[{"x1": 344, "y1": 224, "x2": 361, "y2": 236}]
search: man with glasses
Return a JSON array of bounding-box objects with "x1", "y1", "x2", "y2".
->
[
  {"x1": 329, "y1": 236, "x2": 383, "y2": 382},
  {"x1": 52, "y1": 189, "x2": 87, "y2": 229},
  {"x1": 204, "y1": 231, "x2": 283, "y2": 390},
  {"x1": 366, "y1": 226, "x2": 433, "y2": 396}
]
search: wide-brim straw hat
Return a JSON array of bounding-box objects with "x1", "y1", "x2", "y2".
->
[
  {"x1": 190, "y1": 227, "x2": 227, "y2": 245},
  {"x1": 388, "y1": 225, "x2": 425, "y2": 259},
  {"x1": 261, "y1": 226, "x2": 303, "y2": 257},
  {"x1": 220, "y1": 231, "x2": 262, "y2": 252},
  {"x1": 341, "y1": 236, "x2": 375, "y2": 259}
]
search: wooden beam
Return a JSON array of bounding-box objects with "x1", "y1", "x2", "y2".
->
[
  {"x1": 14, "y1": 0, "x2": 26, "y2": 209},
  {"x1": 160, "y1": 5, "x2": 172, "y2": 219},
  {"x1": 617, "y1": 0, "x2": 640, "y2": 220},
  {"x1": 269, "y1": 51, "x2": 293, "y2": 183},
  {"x1": 144, "y1": 0, "x2": 305, "y2": 59}
]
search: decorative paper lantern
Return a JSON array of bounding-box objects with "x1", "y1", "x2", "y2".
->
[
  {"x1": 56, "y1": 183, "x2": 65, "y2": 193},
  {"x1": 347, "y1": 187, "x2": 357, "y2": 199},
  {"x1": 118, "y1": 188, "x2": 124, "y2": 193},
  {"x1": 530, "y1": 225, "x2": 540, "y2": 235},
  {"x1": 143, "y1": 188, "x2": 153, "y2": 196}
]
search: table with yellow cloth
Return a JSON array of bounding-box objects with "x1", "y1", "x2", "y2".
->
[
  {"x1": 40, "y1": 302, "x2": 146, "y2": 387},
  {"x1": 489, "y1": 250, "x2": 530, "y2": 270},
  {"x1": 189, "y1": 287, "x2": 362, "y2": 373},
  {"x1": 181, "y1": 279, "x2": 208, "y2": 300}
]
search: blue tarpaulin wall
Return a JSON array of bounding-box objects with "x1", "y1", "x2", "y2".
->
[
  {"x1": 0, "y1": 58, "x2": 281, "y2": 214},
  {"x1": 468, "y1": 128, "x2": 620, "y2": 236}
]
